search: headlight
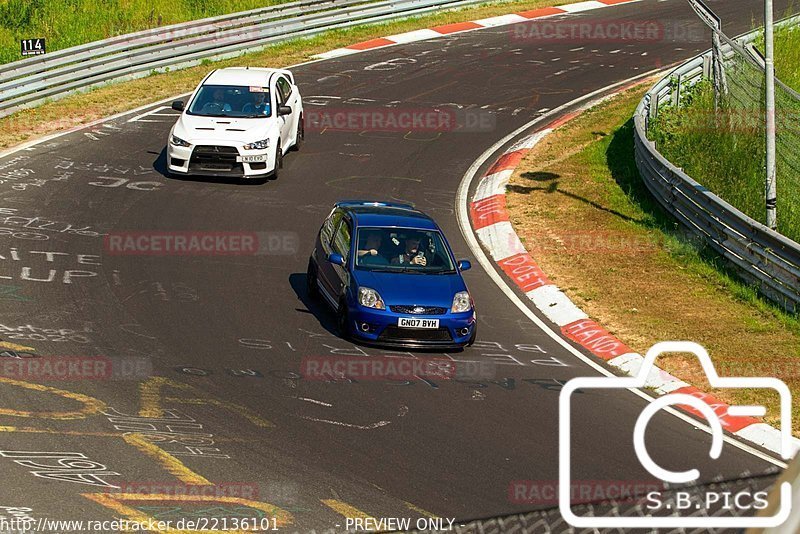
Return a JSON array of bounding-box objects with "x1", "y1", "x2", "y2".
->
[
  {"x1": 358, "y1": 287, "x2": 385, "y2": 310},
  {"x1": 451, "y1": 291, "x2": 472, "y2": 313},
  {"x1": 243, "y1": 139, "x2": 270, "y2": 150},
  {"x1": 170, "y1": 135, "x2": 190, "y2": 147}
]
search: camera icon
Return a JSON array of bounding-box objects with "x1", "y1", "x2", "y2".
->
[{"x1": 558, "y1": 341, "x2": 793, "y2": 529}]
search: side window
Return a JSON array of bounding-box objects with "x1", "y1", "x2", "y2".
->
[
  {"x1": 277, "y1": 77, "x2": 292, "y2": 101},
  {"x1": 332, "y1": 218, "x2": 352, "y2": 261},
  {"x1": 320, "y1": 208, "x2": 342, "y2": 248}
]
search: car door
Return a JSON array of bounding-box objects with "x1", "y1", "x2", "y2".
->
[
  {"x1": 316, "y1": 208, "x2": 343, "y2": 306},
  {"x1": 327, "y1": 216, "x2": 352, "y2": 307},
  {"x1": 275, "y1": 76, "x2": 294, "y2": 151}
]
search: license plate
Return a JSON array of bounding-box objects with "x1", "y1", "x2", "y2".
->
[
  {"x1": 398, "y1": 317, "x2": 439, "y2": 329},
  {"x1": 237, "y1": 155, "x2": 266, "y2": 163}
]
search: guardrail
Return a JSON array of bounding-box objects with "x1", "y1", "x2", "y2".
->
[
  {"x1": 634, "y1": 16, "x2": 800, "y2": 313},
  {"x1": 0, "y1": 0, "x2": 491, "y2": 118}
]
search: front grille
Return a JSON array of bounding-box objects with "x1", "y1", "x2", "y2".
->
[
  {"x1": 379, "y1": 326, "x2": 452, "y2": 342},
  {"x1": 390, "y1": 305, "x2": 448, "y2": 315},
  {"x1": 189, "y1": 145, "x2": 242, "y2": 173}
]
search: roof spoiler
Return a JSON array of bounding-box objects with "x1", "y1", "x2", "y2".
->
[{"x1": 335, "y1": 200, "x2": 417, "y2": 210}]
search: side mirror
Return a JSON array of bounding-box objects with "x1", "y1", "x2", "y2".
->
[
  {"x1": 457, "y1": 259, "x2": 472, "y2": 271},
  {"x1": 171, "y1": 100, "x2": 185, "y2": 112},
  {"x1": 278, "y1": 105, "x2": 292, "y2": 116},
  {"x1": 327, "y1": 252, "x2": 345, "y2": 267}
]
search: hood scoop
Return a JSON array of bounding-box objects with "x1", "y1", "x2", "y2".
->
[
  {"x1": 226, "y1": 128, "x2": 245, "y2": 132},
  {"x1": 195, "y1": 127, "x2": 215, "y2": 130}
]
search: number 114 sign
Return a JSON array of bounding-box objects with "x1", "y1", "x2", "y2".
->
[{"x1": 20, "y1": 38, "x2": 46, "y2": 56}]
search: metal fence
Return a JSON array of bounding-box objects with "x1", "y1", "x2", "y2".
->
[
  {"x1": 0, "y1": 0, "x2": 492, "y2": 118},
  {"x1": 634, "y1": 16, "x2": 800, "y2": 313}
]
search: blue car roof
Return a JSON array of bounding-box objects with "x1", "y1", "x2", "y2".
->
[
  {"x1": 335, "y1": 200, "x2": 415, "y2": 210},
  {"x1": 339, "y1": 202, "x2": 439, "y2": 231}
]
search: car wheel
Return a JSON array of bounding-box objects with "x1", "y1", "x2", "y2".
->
[
  {"x1": 292, "y1": 114, "x2": 304, "y2": 151},
  {"x1": 271, "y1": 142, "x2": 282, "y2": 180},
  {"x1": 306, "y1": 258, "x2": 319, "y2": 300},
  {"x1": 336, "y1": 299, "x2": 351, "y2": 341}
]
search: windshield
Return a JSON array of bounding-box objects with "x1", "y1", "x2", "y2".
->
[
  {"x1": 355, "y1": 227, "x2": 456, "y2": 273},
  {"x1": 187, "y1": 84, "x2": 272, "y2": 118}
]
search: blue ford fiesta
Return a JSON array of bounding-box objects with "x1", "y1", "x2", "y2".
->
[{"x1": 307, "y1": 201, "x2": 477, "y2": 349}]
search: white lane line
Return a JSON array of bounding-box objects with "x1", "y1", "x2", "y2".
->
[
  {"x1": 473, "y1": 14, "x2": 529, "y2": 27},
  {"x1": 385, "y1": 29, "x2": 441, "y2": 43},
  {"x1": 559, "y1": 1, "x2": 608, "y2": 12},
  {"x1": 128, "y1": 106, "x2": 172, "y2": 123},
  {"x1": 298, "y1": 397, "x2": 333, "y2": 407},
  {"x1": 297, "y1": 416, "x2": 390, "y2": 429},
  {"x1": 455, "y1": 69, "x2": 787, "y2": 469},
  {"x1": 315, "y1": 48, "x2": 360, "y2": 60}
]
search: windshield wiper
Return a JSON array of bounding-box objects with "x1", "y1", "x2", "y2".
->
[{"x1": 398, "y1": 268, "x2": 425, "y2": 274}]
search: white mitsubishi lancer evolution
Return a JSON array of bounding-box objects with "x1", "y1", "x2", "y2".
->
[{"x1": 167, "y1": 67, "x2": 303, "y2": 179}]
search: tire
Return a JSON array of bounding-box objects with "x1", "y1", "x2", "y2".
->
[
  {"x1": 271, "y1": 142, "x2": 282, "y2": 180},
  {"x1": 336, "y1": 299, "x2": 351, "y2": 341},
  {"x1": 306, "y1": 258, "x2": 319, "y2": 300},
  {"x1": 292, "y1": 114, "x2": 304, "y2": 151}
]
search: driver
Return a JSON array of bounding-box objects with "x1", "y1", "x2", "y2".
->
[
  {"x1": 391, "y1": 233, "x2": 427, "y2": 266},
  {"x1": 201, "y1": 88, "x2": 232, "y2": 114}
]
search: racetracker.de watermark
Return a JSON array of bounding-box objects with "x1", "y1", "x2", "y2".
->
[
  {"x1": 509, "y1": 479, "x2": 662, "y2": 505},
  {"x1": 301, "y1": 356, "x2": 495, "y2": 381},
  {"x1": 104, "y1": 231, "x2": 298, "y2": 256},
  {"x1": 0, "y1": 356, "x2": 151, "y2": 380},
  {"x1": 510, "y1": 18, "x2": 705, "y2": 43},
  {"x1": 304, "y1": 108, "x2": 495, "y2": 133},
  {"x1": 506, "y1": 230, "x2": 665, "y2": 255},
  {"x1": 659, "y1": 108, "x2": 800, "y2": 134},
  {"x1": 105, "y1": 482, "x2": 259, "y2": 499}
]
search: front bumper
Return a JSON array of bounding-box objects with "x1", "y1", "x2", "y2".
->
[
  {"x1": 347, "y1": 306, "x2": 476, "y2": 349},
  {"x1": 167, "y1": 143, "x2": 275, "y2": 177}
]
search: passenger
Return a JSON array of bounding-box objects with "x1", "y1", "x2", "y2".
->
[
  {"x1": 243, "y1": 91, "x2": 270, "y2": 116},
  {"x1": 392, "y1": 234, "x2": 427, "y2": 266}
]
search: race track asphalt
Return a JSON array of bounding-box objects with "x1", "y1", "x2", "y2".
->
[{"x1": 0, "y1": 0, "x2": 793, "y2": 530}]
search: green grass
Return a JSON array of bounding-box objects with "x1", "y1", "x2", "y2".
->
[
  {"x1": 507, "y1": 86, "x2": 800, "y2": 427},
  {"x1": 761, "y1": 20, "x2": 800, "y2": 91},
  {"x1": 647, "y1": 22, "x2": 800, "y2": 244},
  {"x1": 0, "y1": 0, "x2": 288, "y2": 65}
]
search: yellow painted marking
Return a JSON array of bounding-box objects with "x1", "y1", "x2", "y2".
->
[
  {"x1": 82, "y1": 493, "x2": 155, "y2": 533},
  {"x1": 0, "y1": 425, "x2": 122, "y2": 438},
  {"x1": 138, "y1": 377, "x2": 272, "y2": 428},
  {"x1": 82, "y1": 493, "x2": 294, "y2": 532},
  {"x1": 321, "y1": 499, "x2": 375, "y2": 521},
  {"x1": 0, "y1": 425, "x2": 247, "y2": 442},
  {"x1": 0, "y1": 341, "x2": 35, "y2": 352},
  {"x1": 404, "y1": 501, "x2": 438, "y2": 519},
  {"x1": 138, "y1": 376, "x2": 179, "y2": 417},
  {"x1": 124, "y1": 433, "x2": 211, "y2": 486},
  {"x1": 0, "y1": 377, "x2": 105, "y2": 419},
  {"x1": 165, "y1": 397, "x2": 273, "y2": 428}
]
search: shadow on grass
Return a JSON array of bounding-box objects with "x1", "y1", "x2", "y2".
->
[
  {"x1": 605, "y1": 117, "x2": 772, "y2": 299},
  {"x1": 510, "y1": 165, "x2": 645, "y2": 224}
]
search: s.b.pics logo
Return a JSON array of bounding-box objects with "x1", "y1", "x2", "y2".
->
[{"x1": 559, "y1": 341, "x2": 795, "y2": 529}]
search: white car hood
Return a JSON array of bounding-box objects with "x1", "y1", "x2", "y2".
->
[{"x1": 174, "y1": 113, "x2": 278, "y2": 145}]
